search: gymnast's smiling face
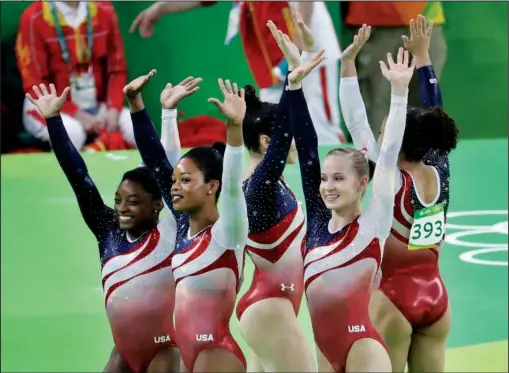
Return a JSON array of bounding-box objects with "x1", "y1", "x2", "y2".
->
[
  {"x1": 170, "y1": 158, "x2": 219, "y2": 213},
  {"x1": 320, "y1": 150, "x2": 370, "y2": 212},
  {"x1": 114, "y1": 180, "x2": 161, "y2": 231}
]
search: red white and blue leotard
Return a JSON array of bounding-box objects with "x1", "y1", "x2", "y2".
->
[
  {"x1": 341, "y1": 65, "x2": 450, "y2": 328},
  {"x1": 132, "y1": 109, "x2": 249, "y2": 372},
  {"x1": 46, "y1": 115, "x2": 176, "y2": 373},
  {"x1": 236, "y1": 81, "x2": 306, "y2": 320},
  {"x1": 290, "y1": 86, "x2": 408, "y2": 372}
]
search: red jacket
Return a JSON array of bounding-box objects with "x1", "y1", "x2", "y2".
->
[
  {"x1": 16, "y1": 1, "x2": 127, "y2": 117},
  {"x1": 239, "y1": 1, "x2": 295, "y2": 89},
  {"x1": 178, "y1": 116, "x2": 227, "y2": 148},
  {"x1": 346, "y1": 2, "x2": 445, "y2": 27},
  {"x1": 201, "y1": 1, "x2": 294, "y2": 89}
]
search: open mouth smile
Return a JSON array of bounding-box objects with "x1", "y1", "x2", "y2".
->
[
  {"x1": 172, "y1": 195, "x2": 183, "y2": 202},
  {"x1": 325, "y1": 194, "x2": 340, "y2": 202}
]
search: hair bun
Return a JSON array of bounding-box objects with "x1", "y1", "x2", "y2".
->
[
  {"x1": 244, "y1": 85, "x2": 262, "y2": 111},
  {"x1": 420, "y1": 107, "x2": 459, "y2": 154},
  {"x1": 212, "y1": 142, "x2": 226, "y2": 156}
]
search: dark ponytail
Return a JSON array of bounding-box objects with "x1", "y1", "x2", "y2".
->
[
  {"x1": 212, "y1": 142, "x2": 226, "y2": 157},
  {"x1": 403, "y1": 107, "x2": 459, "y2": 162},
  {"x1": 244, "y1": 85, "x2": 262, "y2": 111},
  {"x1": 242, "y1": 84, "x2": 278, "y2": 153}
]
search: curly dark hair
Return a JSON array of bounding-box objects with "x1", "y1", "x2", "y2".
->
[{"x1": 402, "y1": 106, "x2": 459, "y2": 162}]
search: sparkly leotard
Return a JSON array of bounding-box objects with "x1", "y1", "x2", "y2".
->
[
  {"x1": 340, "y1": 65, "x2": 450, "y2": 328},
  {"x1": 237, "y1": 81, "x2": 306, "y2": 320},
  {"x1": 291, "y1": 85, "x2": 408, "y2": 372},
  {"x1": 132, "y1": 108, "x2": 248, "y2": 372},
  {"x1": 46, "y1": 115, "x2": 176, "y2": 373}
]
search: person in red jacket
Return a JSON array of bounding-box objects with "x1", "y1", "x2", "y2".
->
[
  {"x1": 16, "y1": 1, "x2": 134, "y2": 151},
  {"x1": 130, "y1": 1, "x2": 345, "y2": 145}
]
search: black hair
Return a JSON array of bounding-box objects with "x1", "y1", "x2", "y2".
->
[
  {"x1": 326, "y1": 147, "x2": 375, "y2": 181},
  {"x1": 367, "y1": 159, "x2": 376, "y2": 180},
  {"x1": 181, "y1": 142, "x2": 225, "y2": 201},
  {"x1": 242, "y1": 85, "x2": 278, "y2": 153},
  {"x1": 120, "y1": 167, "x2": 162, "y2": 200},
  {"x1": 211, "y1": 141, "x2": 226, "y2": 156},
  {"x1": 402, "y1": 106, "x2": 459, "y2": 162}
]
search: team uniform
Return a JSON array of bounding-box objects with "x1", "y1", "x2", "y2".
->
[
  {"x1": 289, "y1": 85, "x2": 408, "y2": 372},
  {"x1": 236, "y1": 82, "x2": 306, "y2": 320},
  {"x1": 340, "y1": 65, "x2": 450, "y2": 328},
  {"x1": 131, "y1": 109, "x2": 249, "y2": 372},
  {"x1": 45, "y1": 115, "x2": 176, "y2": 373}
]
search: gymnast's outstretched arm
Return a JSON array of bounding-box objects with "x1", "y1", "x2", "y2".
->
[{"x1": 209, "y1": 79, "x2": 249, "y2": 250}]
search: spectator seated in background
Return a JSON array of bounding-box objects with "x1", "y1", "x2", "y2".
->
[{"x1": 16, "y1": 1, "x2": 135, "y2": 152}]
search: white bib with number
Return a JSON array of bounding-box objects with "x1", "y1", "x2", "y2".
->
[
  {"x1": 408, "y1": 203, "x2": 445, "y2": 250},
  {"x1": 70, "y1": 66, "x2": 97, "y2": 112}
]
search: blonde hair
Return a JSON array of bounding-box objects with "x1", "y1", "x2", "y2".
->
[{"x1": 326, "y1": 148, "x2": 375, "y2": 181}]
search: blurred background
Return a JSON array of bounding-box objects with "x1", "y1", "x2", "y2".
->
[
  {"x1": 1, "y1": 1, "x2": 507, "y2": 154},
  {"x1": 1, "y1": 2, "x2": 507, "y2": 372}
]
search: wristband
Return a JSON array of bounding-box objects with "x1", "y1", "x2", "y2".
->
[
  {"x1": 162, "y1": 108, "x2": 178, "y2": 119},
  {"x1": 301, "y1": 51, "x2": 314, "y2": 63}
]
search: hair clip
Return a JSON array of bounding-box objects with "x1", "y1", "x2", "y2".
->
[{"x1": 360, "y1": 147, "x2": 369, "y2": 161}]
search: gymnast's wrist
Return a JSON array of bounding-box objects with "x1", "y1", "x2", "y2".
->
[
  {"x1": 162, "y1": 108, "x2": 178, "y2": 119},
  {"x1": 301, "y1": 51, "x2": 314, "y2": 64},
  {"x1": 414, "y1": 53, "x2": 432, "y2": 69},
  {"x1": 287, "y1": 79, "x2": 302, "y2": 91}
]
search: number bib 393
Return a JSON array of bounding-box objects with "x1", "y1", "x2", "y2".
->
[{"x1": 408, "y1": 203, "x2": 445, "y2": 250}]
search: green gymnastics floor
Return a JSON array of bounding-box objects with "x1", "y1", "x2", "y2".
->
[{"x1": 1, "y1": 139, "x2": 508, "y2": 372}]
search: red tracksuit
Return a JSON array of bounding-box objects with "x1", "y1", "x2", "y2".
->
[{"x1": 16, "y1": 1, "x2": 127, "y2": 117}]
